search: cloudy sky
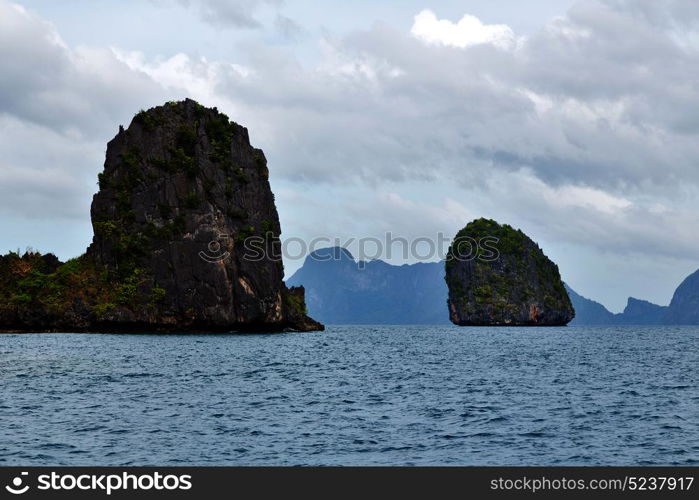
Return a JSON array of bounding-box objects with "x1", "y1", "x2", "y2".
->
[{"x1": 1, "y1": 0, "x2": 698, "y2": 311}]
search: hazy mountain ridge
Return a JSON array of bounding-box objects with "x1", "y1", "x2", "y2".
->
[
  {"x1": 566, "y1": 287, "x2": 669, "y2": 325},
  {"x1": 286, "y1": 247, "x2": 449, "y2": 324}
]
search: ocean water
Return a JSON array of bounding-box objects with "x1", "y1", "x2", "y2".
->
[{"x1": 0, "y1": 325, "x2": 696, "y2": 466}]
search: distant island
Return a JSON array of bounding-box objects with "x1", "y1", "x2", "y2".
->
[{"x1": 0, "y1": 100, "x2": 322, "y2": 333}]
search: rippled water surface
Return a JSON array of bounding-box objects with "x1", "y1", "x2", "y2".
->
[{"x1": 0, "y1": 325, "x2": 697, "y2": 465}]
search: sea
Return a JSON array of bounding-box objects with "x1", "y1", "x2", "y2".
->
[{"x1": 0, "y1": 325, "x2": 697, "y2": 466}]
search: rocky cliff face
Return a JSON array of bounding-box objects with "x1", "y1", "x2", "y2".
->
[
  {"x1": 0, "y1": 100, "x2": 322, "y2": 332},
  {"x1": 446, "y1": 218, "x2": 574, "y2": 326}
]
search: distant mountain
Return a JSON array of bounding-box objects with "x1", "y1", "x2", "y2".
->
[
  {"x1": 666, "y1": 269, "x2": 699, "y2": 324},
  {"x1": 567, "y1": 274, "x2": 699, "y2": 325},
  {"x1": 614, "y1": 297, "x2": 667, "y2": 325},
  {"x1": 565, "y1": 285, "x2": 616, "y2": 325},
  {"x1": 286, "y1": 247, "x2": 449, "y2": 324},
  {"x1": 565, "y1": 285, "x2": 669, "y2": 325}
]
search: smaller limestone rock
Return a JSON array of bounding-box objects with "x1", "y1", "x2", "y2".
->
[{"x1": 445, "y1": 218, "x2": 574, "y2": 326}]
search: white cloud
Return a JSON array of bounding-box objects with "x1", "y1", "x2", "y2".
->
[
  {"x1": 112, "y1": 50, "x2": 248, "y2": 108},
  {"x1": 554, "y1": 186, "x2": 632, "y2": 214},
  {"x1": 410, "y1": 9, "x2": 517, "y2": 49}
]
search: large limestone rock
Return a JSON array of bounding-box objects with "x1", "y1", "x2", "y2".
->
[
  {"x1": 445, "y1": 218, "x2": 574, "y2": 326},
  {"x1": 0, "y1": 99, "x2": 323, "y2": 333}
]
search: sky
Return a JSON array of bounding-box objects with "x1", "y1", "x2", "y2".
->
[{"x1": 1, "y1": 0, "x2": 699, "y2": 312}]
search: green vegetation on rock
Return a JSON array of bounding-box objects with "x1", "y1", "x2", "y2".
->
[
  {"x1": 285, "y1": 290, "x2": 308, "y2": 315},
  {"x1": 134, "y1": 109, "x2": 164, "y2": 132}
]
